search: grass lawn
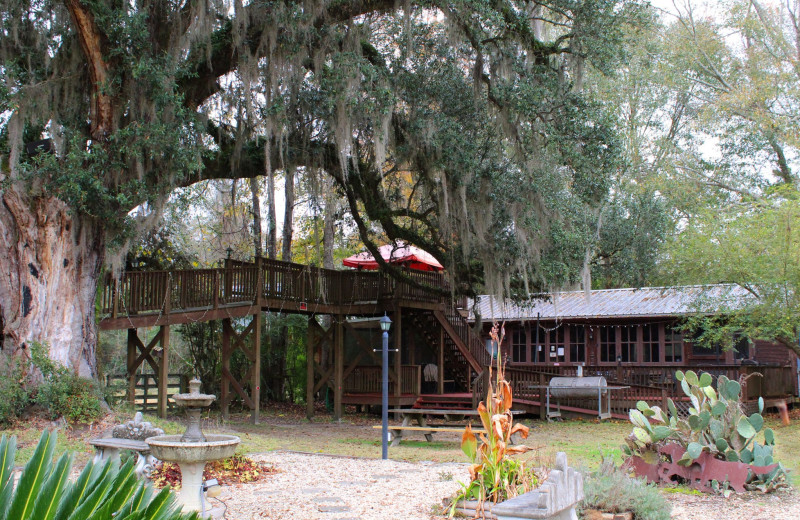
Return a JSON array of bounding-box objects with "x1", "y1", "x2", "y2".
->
[{"x1": 2, "y1": 405, "x2": 798, "y2": 487}]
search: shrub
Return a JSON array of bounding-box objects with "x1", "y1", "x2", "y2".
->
[
  {"x1": 0, "y1": 429, "x2": 197, "y2": 520},
  {"x1": 31, "y1": 342, "x2": 104, "y2": 423},
  {"x1": 580, "y1": 458, "x2": 671, "y2": 520},
  {"x1": 0, "y1": 355, "x2": 29, "y2": 426}
]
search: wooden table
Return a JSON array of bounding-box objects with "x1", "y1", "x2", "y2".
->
[{"x1": 380, "y1": 408, "x2": 521, "y2": 446}]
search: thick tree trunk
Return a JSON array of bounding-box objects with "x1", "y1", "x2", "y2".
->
[
  {"x1": 266, "y1": 162, "x2": 277, "y2": 260},
  {"x1": 249, "y1": 177, "x2": 263, "y2": 258},
  {"x1": 0, "y1": 186, "x2": 104, "y2": 378},
  {"x1": 282, "y1": 168, "x2": 295, "y2": 262},
  {"x1": 322, "y1": 181, "x2": 336, "y2": 270}
]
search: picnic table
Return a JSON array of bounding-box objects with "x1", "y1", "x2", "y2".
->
[{"x1": 374, "y1": 408, "x2": 522, "y2": 446}]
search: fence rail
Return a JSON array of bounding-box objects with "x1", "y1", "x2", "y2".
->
[
  {"x1": 105, "y1": 373, "x2": 188, "y2": 412},
  {"x1": 343, "y1": 365, "x2": 422, "y2": 395},
  {"x1": 489, "y1": 363, "x2": 794, "y2": 417}
]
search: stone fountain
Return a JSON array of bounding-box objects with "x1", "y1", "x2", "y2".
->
[{"x1": 146, "y1": 379, "x2": 240, "y2": 514}]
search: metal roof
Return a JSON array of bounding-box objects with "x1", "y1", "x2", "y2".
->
[{"x1": 468, "y1": 285, "x2": 749, "y2": 321}]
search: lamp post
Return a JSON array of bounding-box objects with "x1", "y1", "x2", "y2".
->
[{"x1": 379, "y1": 314, "x2": 392, "y2": 460}]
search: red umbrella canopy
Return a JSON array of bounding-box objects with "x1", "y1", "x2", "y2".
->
[{"x1": 342, "y1": 242, "x2": 444, "y2": 272}]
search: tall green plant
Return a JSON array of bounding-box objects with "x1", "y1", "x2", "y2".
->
[
  {"x1": 0, "y1": 430, "x2": 196, "y2": 520},
  {"x1": 450, "y1": 323, "x2": 537, "y2": 517}
]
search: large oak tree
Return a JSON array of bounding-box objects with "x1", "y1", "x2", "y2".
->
[{"x1": 0, "y1": 0, "x2": 638, "y2": 376}]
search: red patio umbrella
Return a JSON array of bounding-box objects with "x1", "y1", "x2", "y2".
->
[{"x1": 342, "y1": 242, "x2": 444, "y2": 272}]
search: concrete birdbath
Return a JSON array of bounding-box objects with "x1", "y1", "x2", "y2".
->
[{"x1": 146, "y1": 378, "x2": 240, "y2": 514}]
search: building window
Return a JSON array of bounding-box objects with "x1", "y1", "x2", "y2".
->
[
  {"x1": 664, "y1": 325, "x2": 683, "y2": 363},
  {"x1": 734, "y1": 335, "x2": 750, "y2": 361},
  {"x1": 533, "y1": 327, "x2": 546, "y2": 363},
  {"x1": 642, "y1": 324, "x2": 659, "y2": 363},
  {"x1": 485, "y1": 338, "x2": 498, "y2": 359},
  {"x1": 620, "y1": 326, "x2": 638, "y2": 362},
  {"x1": 690, "y1": 331, "x2": 722, "y2": 358},
  {"x1": 549, "y1": 327, "x2": 565, "y2": 362},
  {"x1": 511, "y1": 328, "x2": 527, "y2": 363},
  {"x1": 600, "y1": 327, "x2": 616, "y2": 362},
  {"x1": 569, "y1": 325, "x2": 585, "y2": 363}
]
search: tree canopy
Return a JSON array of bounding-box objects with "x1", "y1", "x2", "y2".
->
[{"x1": 1, "y1": 0, "x2": 640, "y2": 290}]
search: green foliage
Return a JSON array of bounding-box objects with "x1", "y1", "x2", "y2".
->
[
  {"x1": 0, "y1": 355, "x2": 29, "y2": 427},
  {"x1": 0, "y1": 429, "x2": 196, "y2": 520},
  {"x1": 30, "y1": 343, "x2": 103, "y2": 423},
  {"x1": 625, "y1": 370, "x2": 787, "y2": 491},
  {"x1": 663, "y1": 190, "x2": 800, "y2": 356},
  {"x1": 579, "y1": 458, "x2": 671, "y2": 520}
]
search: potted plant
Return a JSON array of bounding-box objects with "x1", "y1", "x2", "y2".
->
[{"x1": 448, "y1": 322, "x2": 583, "y2": 520}]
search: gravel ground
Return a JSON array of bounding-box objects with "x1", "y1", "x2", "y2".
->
[
  {"x1": 667, "y1": 488, "x2": 800, "y2": 520},
  {"x1": 215, "y1": 451, "x2": 467, "y2": 519},
  {"x1": 210, "y1": 451, "x2": 800, "y2": 520}
]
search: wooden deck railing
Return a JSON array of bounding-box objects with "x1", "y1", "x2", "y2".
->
[
  {"x1": 343, "y1": 365, "x2": 422, "y2": 395},
  {"x1": 490, "y1": 363, "x2": 795, "y2": 416},
  {"x1": 100, "y1": 258, "x2": 452, "y2": 317}
]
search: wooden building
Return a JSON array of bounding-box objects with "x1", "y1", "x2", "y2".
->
[{"x1": 469, "y1": 286, "x2": 798, "y2": 417}]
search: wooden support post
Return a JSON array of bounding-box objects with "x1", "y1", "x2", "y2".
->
[
  {"x1": 538, "y1": 372, "x2": 547, "y2": 419},
  {"x1": 127, "y1": 329, "x2": 137, "y2": 405},
  {"x1": 438, "y1": 326, "x2": 445, "y2": 395},
  {"x1": 306, "y1": 316, "x2": 316, "y2": 420},
  {"x1": 252, "y1": 312, "x2": 262, "y2": 424},
  {"x1": 158, "y1": 325, "x2": 170, "y2": 419},
  {"x1": 255, "y1": 256, "x2": 264, "y2": 306},
  {"x1": 394, "y1": 308, "x2": 402, "y2": 397},
  {"x1": 334, "y1": 316, "x2": 343, "y2": 421},
  {"x1": 221, "y1": 318, "x2": 232, "y2": 420}
]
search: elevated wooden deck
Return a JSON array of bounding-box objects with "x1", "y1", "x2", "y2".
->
[
  {"x1": 100, "y1": 257, "x2": 491, "y2": 422},
  {"x1": 99, "y1": 258, "x2": 451, "y2": 330}
]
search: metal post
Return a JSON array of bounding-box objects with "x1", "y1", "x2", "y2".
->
[{"x1": 382, "y1": 328, "x2": 389, "y2": 460}]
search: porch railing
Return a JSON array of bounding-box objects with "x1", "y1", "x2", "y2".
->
[
  {"x1": 486, "y1": 363, "x2": 796, "y2": 416},
  {"x1": 100, "y1": 258, "x2": 452, "y2": 317},
  {"x1": 342, "y1": 365, "x2": 422, "y2": 395}
]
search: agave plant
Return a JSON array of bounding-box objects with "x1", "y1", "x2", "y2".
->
[
  {"x1": 0, "y1": 430, "x2": 196, "y2": 520},
  {"x1": 450, "y1": 322, "x2": 538, "y2": 518}
]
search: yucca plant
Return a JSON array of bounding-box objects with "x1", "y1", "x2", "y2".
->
[
  {"x1": 449, "y1": 322, "x2": 538, "y2": 518},
  {"x1": 0, "y1": 430, "x2": 197, "y2": 520}
]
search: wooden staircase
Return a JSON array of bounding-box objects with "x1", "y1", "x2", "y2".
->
[{"x1": 408, "y1": 304, "x2": 490, "y2": 396}]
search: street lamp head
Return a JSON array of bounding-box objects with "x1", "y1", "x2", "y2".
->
[
  {"x1": 380, "y1": 314, "x2": 392, "y2": 332},
  {"x1": 226, "y1": 246, "x2": 233, "y2": 259}
]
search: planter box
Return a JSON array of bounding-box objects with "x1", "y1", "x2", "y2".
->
[
  {"x1": 582, "y1": 511, "x2": 632, "y2": 520},
  {"x1": 453, "y1": 452, "x2": 583, "y2": 520}
]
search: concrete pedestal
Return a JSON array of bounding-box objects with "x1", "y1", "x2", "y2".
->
[{"x1": 177, "y1": 461, "x2": 205, "y2": 512}]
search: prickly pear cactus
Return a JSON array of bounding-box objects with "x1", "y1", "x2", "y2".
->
[{"x1": 623, "y1": 370, "x2": 785, "y2": 491}]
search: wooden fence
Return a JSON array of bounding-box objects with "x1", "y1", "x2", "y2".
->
[
  {"x1": 343, "y1": 365, "x2": 422, "y2": 395},
  {"x1": 105, "y1": 373, "x2": 188, "y2": 412}
]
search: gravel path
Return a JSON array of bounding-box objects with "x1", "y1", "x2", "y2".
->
[
  {"x1": 668, "y1": 488, "x2": 800, "y2": 520},
  {"x1": 212, "y1": 451, "x2": 800, "y2": 520},
  {"x1": 216, "y1": 451, "x2": 467, "y2": 519}
]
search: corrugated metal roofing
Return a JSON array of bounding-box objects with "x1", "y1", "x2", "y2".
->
[{"x1": 468, "y1": 285, "x2": 749, "y2": 321}]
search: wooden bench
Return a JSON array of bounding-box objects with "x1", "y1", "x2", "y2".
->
[
  {"x1": 372, "y1": 425, "x2": 487, "y2": 446},
  {"x1": 88, "y1": 412, "x2": 163, "y2": 477}
]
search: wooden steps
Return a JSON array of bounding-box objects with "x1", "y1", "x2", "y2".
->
[{"x1": 413, "y1": 393, "x2": 473, "y2": 410}]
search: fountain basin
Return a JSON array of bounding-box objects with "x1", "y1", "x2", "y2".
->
[
  {"x1": 146, "y1": 434, "x2": 240, "y2": 463},
  {"x1": 172, "y1": 396, "x2": 216, "y2": 408}
]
